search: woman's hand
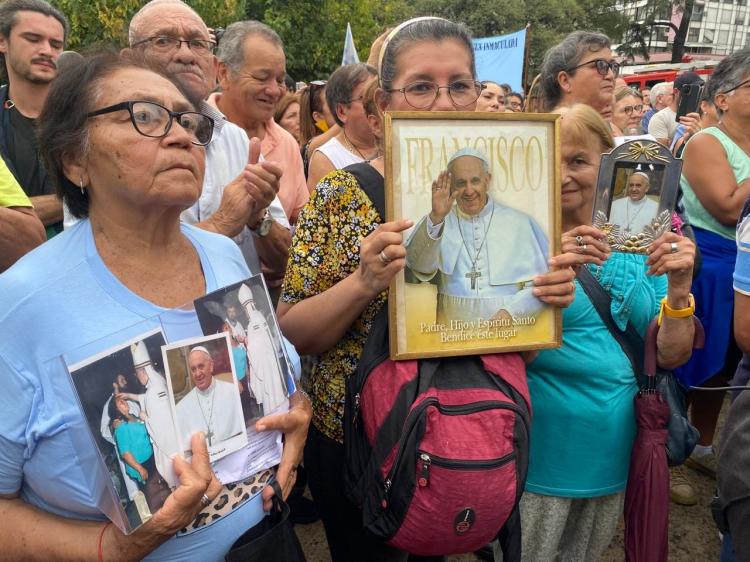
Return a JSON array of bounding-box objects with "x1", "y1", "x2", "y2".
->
[
  {"x1": 532, "y1": 226, "x2": 611, "y2": 309},
  {"x1": 646, "y1": 231, "x2": 695, "y2": 293},
  {"x1": 137, "y1": 465, "x2": 149, "y2": 482},
  {"x1": 557, "y1": 225, "x2": 611, "y2": 268},
  {"x1": 106, "y1": 434, "x2": 222, "y2": 559},
  {"x1": 429, "y1": 170, "x2": 455, "y2": 225},
  {"x1": 355, "y1": 219, "x2": 413, "y2": 299},
  {"x1": 257, "y1": 390, "x2": 313, "y2": 511}
]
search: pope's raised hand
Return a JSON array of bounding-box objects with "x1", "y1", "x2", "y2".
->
[{"x1": 429, "y1": 170, "x2": 455, "y2": 225}]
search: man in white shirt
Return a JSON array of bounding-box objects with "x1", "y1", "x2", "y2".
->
[
  {"x1": 608, "y1": 171, "x2": 660, "y2": 234},
  {"x1": 127, "y1": 0, "x2": 291, "y2": 278},
  {"x1": 176, "y1": 346, "x2": 245, "y2": 448},
  {"x1": 405, "y1": 148, "x2": 549, "y2": 323},
  {"x1": 648, "y1": 72, "x2": 703, "y2": 147}
]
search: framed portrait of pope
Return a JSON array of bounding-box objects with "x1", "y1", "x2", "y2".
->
[{"x1": 385, "y1": 111, "x2": 562, "y2": 360}]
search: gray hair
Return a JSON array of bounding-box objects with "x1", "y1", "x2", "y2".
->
[
  {"x1": 326, "y1": 63, "x2": 377, "y2": 126},
  {"x1": 649, "y1": 82, "x2": 672, "y2": 107},
  {"x1": 706, "y1": 47, "x2": 750, "y2": 116},
  {"x1": 538, "y1": 31, "x2": 611, "y2": 111},
  {"x1": 128, "y1": 0, "x2": 204, "y2": 45},
  {"x1": 216, "y1": 20, "x2": 283, "y2": 74},
  {"x1": 447, "y1": 147, "x2": 490, "y2": 173},
  {"x1": 379, "y1": 17, "x2": 476, "y2": 93},
  {"x1": 614, "y1": 86, "x2": 640, "y2": 103},
  {"x1": 0, "y1": 0, "x2": 68, "y2": 40}
]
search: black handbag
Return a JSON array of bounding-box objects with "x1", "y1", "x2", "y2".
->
[
  {"x1": 225, "y1": 480, "x2": 307, "y2": 562},
  {"x1": 577, "y1": 267, "x2": 702, "y2": 466}
]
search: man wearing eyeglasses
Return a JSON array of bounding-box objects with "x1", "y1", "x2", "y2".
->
[
  {"x1": 648, "y1": 72, "x2": 703, "y2": 147},
  {"x1": 0, "y1": 0, "x2": 67, "y2": 239},
  {"x1": 128, "y1": 0, "x2": 292, "y2": 291}
]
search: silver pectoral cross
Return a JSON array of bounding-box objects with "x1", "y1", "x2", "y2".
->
[
  {"x1": 206, "y1": 428, "x2": 214, "y2": 447},
  {"x1": 466, "y1": 268, "x2": 482, "y2": 290}
]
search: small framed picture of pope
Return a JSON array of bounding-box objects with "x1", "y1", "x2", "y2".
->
[{"x1": 385, "y1": 111, "x2": 562, "y2": 360}]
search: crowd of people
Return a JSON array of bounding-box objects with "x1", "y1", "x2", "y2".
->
[{"x1": 0, "y1": 0, "x2": 748, "y2": 560}]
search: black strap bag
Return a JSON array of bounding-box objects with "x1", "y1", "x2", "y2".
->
[
  {"x1": 577, "y1": 267, "x2": 702, "y2": 466},
  {"x1": 225, "y1": 480, "x2": 307, "y2": 562}
]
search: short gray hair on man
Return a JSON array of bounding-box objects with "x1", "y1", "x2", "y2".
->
[
  {"x1": 326, "y1": 62, "x2": 377, "y2": 127},
  {"x1": 706, "y1": 47, "x2": 750, "y2": 116},
  {"x1": 447, "y1": 147, "x2": 490, "y2": 173},
  {"x1": 538, "y1": 31, "x2": 611, "y2": 111},
  {"x1": 649, "y1": 82, "x2": 672, "y2": 107},
  {"x1": 216, "y1": 20, "x2": 283, "y2": 74},
  {"x1": 379, "y1": 17, "x2": 476, "y2": 93},
  {"x1": 128, "y1": 0, "x2": 204, "y2": 46}
]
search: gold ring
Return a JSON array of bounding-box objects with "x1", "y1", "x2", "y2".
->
[{"x1": 670, "y1": 242, "x2": 678, "y2": 254}]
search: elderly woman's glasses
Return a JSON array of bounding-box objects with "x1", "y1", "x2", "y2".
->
[
  {"x1": 87, "y1": 100, "x2": 214, "y2": 146},
  {"x1": 621, "y1": 104, "x2": 643, "y2": 115},
  {"x1": 720, "y1": 78, "x2": 750, "y2": 95},
  {"x1": 386, "y1": 80, "x2": 484, "y2": 109},
  {"x1": 132, "y1": 35, "x2": 216, "y2": 54},
  {"x1": 567, "y1": 59, "x2": 621, "y2": 78}
]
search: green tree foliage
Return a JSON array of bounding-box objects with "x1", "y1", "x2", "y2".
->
[
  {"x1": 617, "y1": 0, "x2": 695, "y2": 64},
  {"x1": 49, "y1": 0, "x2": 248, "y2": 50},
  {"x1": 246, "y1": 0, "x2": 413, "y2": 81}
]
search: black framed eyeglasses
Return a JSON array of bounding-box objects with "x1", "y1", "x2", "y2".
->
[
  {"x1": 87, "y1": 100, "x2": 214, "y2": 146},
  {"x1": 567, "y1": 58, "x2": 621, "y2": 78},
  {"x1": 720, "y1": 78, "x2": 750, "y2": 95},
  {"x1": 386, "y1": 80, "x2": 484, "y2": 110},
  {"x1": 132, "y1": 35, "x2": 216, "y2": 54}
]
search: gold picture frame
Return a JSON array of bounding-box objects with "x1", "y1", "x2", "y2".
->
[{"x1": 385, "y1": 111, "x2": 562, "y2": 360}]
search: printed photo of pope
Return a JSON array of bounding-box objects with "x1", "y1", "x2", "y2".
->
[{"x1": 405, "y1": 147, "x2": 549, "y2": 324}]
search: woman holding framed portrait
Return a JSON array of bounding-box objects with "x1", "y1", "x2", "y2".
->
[
  {"x1": 520, "y1": 103, "x2": 697, "y2": 561},
  {"x1": 279, "y1": 16, "x2": 585, "y2": 562}
]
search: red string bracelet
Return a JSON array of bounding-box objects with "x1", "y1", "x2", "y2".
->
[{"x1": 98, "y1": 521, "x2": 112, "y2": 562}]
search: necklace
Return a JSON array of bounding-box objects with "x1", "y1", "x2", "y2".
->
[
  {"x1": 196, "y1": 385, "x2": 216, "y2": 446},
  {"x1": 342, "y1": 130, "x2": 375, "y2": 161},
  {"x1": 456, "y1": 200, "x2": 495, "y2": 290},
  {"x1": 624, "y1": 198, "x2": 646, "y2": 233}
]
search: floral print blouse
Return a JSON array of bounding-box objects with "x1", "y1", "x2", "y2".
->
[{"x1": 281, "y1": 168, "x2": 386, "y2": 443}]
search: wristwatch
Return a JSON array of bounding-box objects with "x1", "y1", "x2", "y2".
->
[{"x1": 250, "y1": 209, "x2": 273, "y2": 237}]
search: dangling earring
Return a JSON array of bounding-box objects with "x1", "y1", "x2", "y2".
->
[{"x1": 79, "y1": 177, "x2": 85, "y2": 196}]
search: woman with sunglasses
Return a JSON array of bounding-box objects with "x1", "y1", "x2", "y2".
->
[
  {"x1": 538, "y1": 30, "x2": 619, "y2": 119},
  {"x1": 278, "y1": 16, "x2": 582, "y2": 562},
  {"x1": 0, "y1": 53, "x2": 300, "y2": 561},
  {"x1": 611, "y1": 86, "x2": 643, "y2": 136}
]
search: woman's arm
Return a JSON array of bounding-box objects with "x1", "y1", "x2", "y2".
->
[
  {"x1": 682, "y1": 133, "x2": 750, "y2": 226},
  {"x1": 306, "y1": 150, "x2": 335, "y2": 193},
  {"x1": 0, "y1": 434, "x2": 221, "y2": 562},
  {"x1": 646, "y1": 232, "x2": 697, "y2": 369},
  {"x1": 278, "y1": 219, "x2": 412, "y2": 355},
  {"x1": 120, "y1": 451, "x2": 148, "y2": 482}
]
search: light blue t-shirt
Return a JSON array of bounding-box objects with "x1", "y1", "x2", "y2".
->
[
  {"x1": 0, "y1": 220, "x2": 292, "y2": 561},
  {"x1": 525, "y1": 253, "x2": 666, "y2": 497}
]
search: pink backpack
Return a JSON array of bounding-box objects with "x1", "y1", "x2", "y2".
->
[{"x1": 344, "y1": 308, "x2": 531, "y2": 558}]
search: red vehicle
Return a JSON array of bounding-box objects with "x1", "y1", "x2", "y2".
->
[{"x1": 621, "y1": 60, "x2": 719, "y2": 91}]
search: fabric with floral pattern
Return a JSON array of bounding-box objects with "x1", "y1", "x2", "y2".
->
[{"x1": 281, "y1": 168, "x2": 385, "y2": 443}]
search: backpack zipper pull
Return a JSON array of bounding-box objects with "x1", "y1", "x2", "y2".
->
[
  {"x1": 353, "y1": 393, "x2": 361, "y2": 428},
  {"x1": 382, "y1": 478, "x2": 392, "y2": 508},
  {"x1": 418, "y1": 453, "x2": 431, "y2": 487}
]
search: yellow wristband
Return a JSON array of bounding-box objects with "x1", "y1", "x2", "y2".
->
[{"x1": 657, "y1": 294, "x2": 695, "y2": 326}]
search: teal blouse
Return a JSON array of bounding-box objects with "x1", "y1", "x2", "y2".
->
[{"x1": 525, "y1": 253, "x2": 666, "y2": 497}]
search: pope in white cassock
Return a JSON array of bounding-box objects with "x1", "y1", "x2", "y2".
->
[
  {"x1": 405, "y1": 147, "x2": 549, "y2": 324},
  {"x1": 608, "y1": 171, "x2": 660, "y2": 234},
  {"x1": 123, "y1": 341, "x2": 180, "y2": 489},
  {"x1": 238, "y1": 283, "x2": 288, "y2": 412},
  {"x1": 176, "y1": 346, "x2": 245, "y2": 449}
]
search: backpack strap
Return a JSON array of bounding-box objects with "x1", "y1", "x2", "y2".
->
[
  {"x1": 344, "y1": 162, "x2": 386, "y2": 220},
  {"x1": 576, "y1": 267, "x2": 645, "y2": 381}
]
